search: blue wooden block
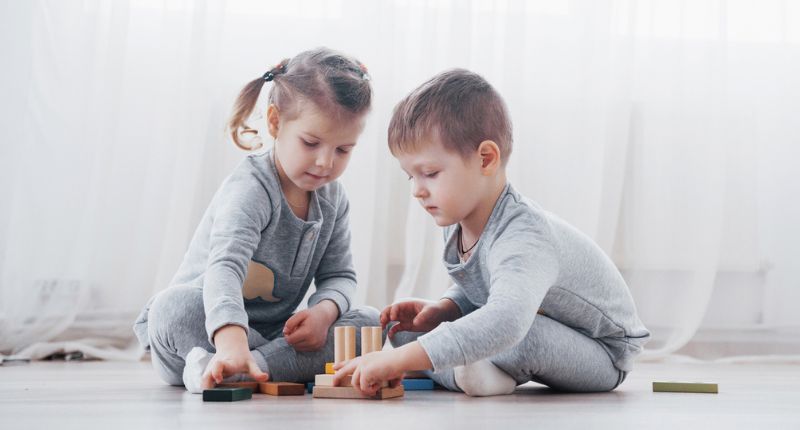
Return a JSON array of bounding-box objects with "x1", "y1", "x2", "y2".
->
[
  {"x1": 402, "y1": 378, "x2": 434, "y2": 391},
  {"x1": 307, "y1": 382, "x2": 315, "y2": 393}
]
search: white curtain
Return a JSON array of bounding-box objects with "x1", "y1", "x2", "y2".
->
[{"x1": 1, "y1": 0, "x2": 798, "y2": 361}]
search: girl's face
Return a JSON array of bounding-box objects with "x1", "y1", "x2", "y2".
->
[{"x1": 268, "y1": 101, "x2": 366, "y2": 192}]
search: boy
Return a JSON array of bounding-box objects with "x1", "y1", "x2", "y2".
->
[{"x1": 334, "y1": 69, "x2": 650, "y2": 396}]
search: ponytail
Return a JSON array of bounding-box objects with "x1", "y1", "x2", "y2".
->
[{"x1": 227, "y1": 59, "x2": 289, "y2": 150}]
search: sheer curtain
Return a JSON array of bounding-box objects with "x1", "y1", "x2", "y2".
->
[{"x1": 1, "y1": 0, "x2": 798, "y2": 361}]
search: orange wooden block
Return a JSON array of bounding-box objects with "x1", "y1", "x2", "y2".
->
[
  {"x1": 312, "y1": 384, "x2": 404, "y2": 400},
  {"x1": 259, "y1": 382, "x2": 306, "y2": 396}
]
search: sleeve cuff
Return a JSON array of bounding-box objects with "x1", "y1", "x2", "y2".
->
[
  {"x1": 441, "y1": 288, "x2": 477, "y2": 316},
  {"x1": 308, "y1": 278, "x2": 354, "y2": 316},
  {"x1": 205, "y1": 303, "x2": 249, "y2": 346}
]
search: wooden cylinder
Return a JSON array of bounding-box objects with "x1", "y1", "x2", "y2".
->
[
  {"x1": 344, "y1": 326, "x2": 356, "y2": 360},
  {"x1": 361, "y1": 326, "x2": 373, "y2": 355},
  {"x1": 334, "y1": 326, "x2": 346, "y2": 364},
  {"x1": 371, "y1": 327, "x2": 383, "y2": 353}
]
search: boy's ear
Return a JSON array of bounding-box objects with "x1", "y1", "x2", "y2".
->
[
  {"x1": 478, "y1": 140, "x2": 502, "y2": 175},
  {"x1": 266, "y1": 104, "x2": 280, "y2": 139}
]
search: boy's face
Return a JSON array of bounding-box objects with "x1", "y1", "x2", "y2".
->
[
  {"x1": 270, "y1": 102, "x2": 365, "y2": 192},
  {"x1": 396, "y1": 139, "x2": 485, "y2": 227}
]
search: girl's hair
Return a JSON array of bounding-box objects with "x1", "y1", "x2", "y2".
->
[{"x1": 228, "y1": 47, "x2": 373, "y2": 150}]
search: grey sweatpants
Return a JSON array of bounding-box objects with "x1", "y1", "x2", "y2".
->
[
  {"x1": 135, "y1": 285, "x2": 380, "y2": 386},
  {"x1": 392, "y1": 313, "x2": 627, "y2": 393}
]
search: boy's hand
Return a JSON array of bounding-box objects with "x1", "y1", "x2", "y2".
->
[
  {"x1": 283, "y1": 300, "x2": 339, "y2": 352},
  {"x1": 380, "y1": 299, "x2": 461, "y2": 339},
  {"x1": 202, "y1": 325, "x2": 268, "y2": 389},
  {"x1": 332, "y1": 351, "x2": 403, "y2": 397}
]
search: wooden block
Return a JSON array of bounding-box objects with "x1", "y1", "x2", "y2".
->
[
  {"x1": 361, "y1": 326, "x2": 374, "y2": 355},
  {"x1": 652, "y1": 382, "x2": 718, "y2": 394},
  {"x1": 344, "y1": 326, "x2": 356, "y2": 360},
  {"x1": 315, "y1": 374, "x2": 353, "y2": 387},
  {"x1": 203, "y1": 387, "x2": 252, "y2": 402},
  {"x1": 217, "y1": 381, "x2": 259, "y2": 391},
  {"x1": 325, "y1": 362, "x2": 335, "y2": 374},
  {"x1": 334, "y1": 326, "x2": 346, "y2": 364},
  {"x1": 371, "y1": 326, "x2": 383, "y2": 352},
  {"x1": 315, "y1": 373, "x2": 389, "y2": 388},
  {"x1": 259, "y1": 382, "x2": 306, "y2": 396},
  {"x1": 312, "y1": 385, "x2": 404, "y2": 400},
  {"x1": 401, "y1": 378, "x2": 434, "y2": 391},
  {"x1": 306, "y1": 382, "x2": 315, "y2": 393}
]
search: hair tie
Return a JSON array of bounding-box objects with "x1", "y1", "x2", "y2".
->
[
  {"x1": 262, "y1": 59, "x2": 289, "y2": 82},
  {"x1": 358, "y1": 62, "x2": 371, "y2": 81}
]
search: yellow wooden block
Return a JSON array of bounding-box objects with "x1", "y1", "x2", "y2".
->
[{"x1": 325, "y1": 362, "x2": 335, "y2": 374}]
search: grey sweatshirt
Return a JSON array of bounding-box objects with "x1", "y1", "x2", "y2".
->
[
  {"x1": 168, "y1": 150, "x2": 356, "y2": 345},
  {"x1": 417, "y1": 184, "x2": 650, "y2": 372}
]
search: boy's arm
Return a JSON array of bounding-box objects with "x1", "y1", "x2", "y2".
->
[
  {"x1": 416, "y1": 228, "x2": 559, "y2": 372},
  {"x1": 307, "y1": 186, "x2": 356, "y2": 317}
]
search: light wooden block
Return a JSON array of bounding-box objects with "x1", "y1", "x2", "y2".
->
[
  {"x1": 344, "y1": 326, "x2": 356, "y2": 360},
  {"x1": 334, "y1": 326, "x2": 346, "y2": 364},
  {"x1": 312, "y1": 384, "x2": 404, "y2": 400},
  {"x1": 315, "y1": 374, "x2": 388, "y2": 388},
  {"x1": 259, "y1": 382, "x2": 306, "y2": 396},
  {"x1": 652, "y1": 381, "x2": 718, "y2": 394},
  {"x1": 315, "y1": 374, "x2": 353, "y2": 387},
  {"x1": 361, "y1": 326, "x2": 374, "y2": 355},
  {"x1": 325, "y1": 362, "x2": 335, "y2": 375}
]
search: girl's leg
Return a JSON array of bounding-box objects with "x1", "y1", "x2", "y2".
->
[
  {"x1": 490, "y1": 314, "x2": 625, "y2": 392},
  {"x1": 251, "y1": 306, "x2": 380, "y2": 382},
  {"x1": 144, "y1": 285, "x2": 212, "y2": 385}
]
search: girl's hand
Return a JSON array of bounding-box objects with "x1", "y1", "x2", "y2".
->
[
  {"x1": 380, "y1": 299, "x2": 461, "y2": 339},
  {"x1": 283, "y1": 300, "x2": 339, "y2": 352},
  {"x1": 332, "y1": 351, "x2": 404, "y2": 397},
  {"x1": 202, "y1": 325, "x2": 268, "y2": 389}
]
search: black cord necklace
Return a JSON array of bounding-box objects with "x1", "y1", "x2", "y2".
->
[{"x1": 458, "y1": 226, "x2": 479, "y2": 255}]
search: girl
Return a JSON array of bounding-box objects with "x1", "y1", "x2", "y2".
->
[{"x1": 133, "y1": 47, "x2": 378, "y2": 393}]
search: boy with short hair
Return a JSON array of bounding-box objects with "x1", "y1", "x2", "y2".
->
[{"x1": 334, "y1": 69, "x2": 650, "y2": 396}]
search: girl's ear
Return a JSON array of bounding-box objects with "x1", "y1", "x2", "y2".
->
[
  {"x1": 478, "y1": 140, "x2": 502, "y2": 175},
  {"x1": 266, "y1": 104, "x2": 280, "y2": 138}
]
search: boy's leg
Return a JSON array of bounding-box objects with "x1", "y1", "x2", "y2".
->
[
  {"x1": 491, "y1": 314, "x2": 625, "y2": 392},
  {"x1": 389, "y1": 331, "x2": 460, "y2": 391},
  {"x1": 251, "y1": 306, "x2": 380, "y2": 382}
]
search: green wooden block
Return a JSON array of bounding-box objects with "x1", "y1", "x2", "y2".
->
[
  {"x1": 203, "y1": 387, "x2": 253, "y2": 402},
  {"x1": 652, "y1": 381, "x2": 718, "y2": 394}
]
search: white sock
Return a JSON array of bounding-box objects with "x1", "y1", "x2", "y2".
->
[
  {"x1": 183, "y1": 347, "x2": 213, "y2": 394},
  {"x1": 182, "y1": 347, "x2": 262, "y2": 394},
  {"x1": 454, "y1": 359, "x2": 517, "y2": 397}
]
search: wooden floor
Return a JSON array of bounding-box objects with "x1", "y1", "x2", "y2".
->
[{"x1": 2, "y1": 360, "x2": 798, "y2": 429}]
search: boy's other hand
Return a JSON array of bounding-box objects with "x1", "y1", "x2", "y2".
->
[{"x1": 380, "y1": 299, "x2": 460, "y2": 339}]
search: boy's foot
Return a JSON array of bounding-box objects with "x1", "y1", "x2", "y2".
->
[
  {"x1": 454, "y1": 359, "x2": 517, "y2": 397},
  {"x1": 182, "y1": 347, "x2": 260, "y2": 394}
]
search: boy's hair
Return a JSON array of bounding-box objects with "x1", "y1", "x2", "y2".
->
[
  {"x1": 387, "y1": 69, "x2": 512, "y2": 165},
  {"x1": 228, "y1": 47, "x2": 372, "y2": 149}
]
